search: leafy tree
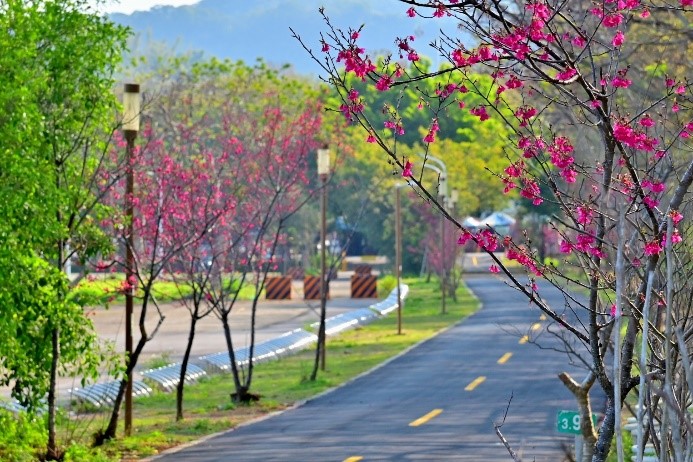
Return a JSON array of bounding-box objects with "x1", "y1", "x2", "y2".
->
[
  {"x1": 302, "y1": 2, "x2": 693, "y2": 461},
  {"x1": 0, "y1": 0, "x2": 127, "y2": 458}
]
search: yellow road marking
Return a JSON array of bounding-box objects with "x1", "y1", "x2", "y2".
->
[
  {"x1": 519, "y1": 335, "x2": 529, "y2": 344},
  {"x1": 531, "y1": 322, "x2": 541, "y2": 331},
  {"x1": 409, "y1": 409, "x2": 443, "y2": 427},
  {"x1": 472, "y1": 256, "x2": 478, "y2": 266},
  {"x1": 465, "y1": 376, "x2": 486, "y2": 391},
  {"x1": 497, "y1": 352, "x2": 513, "y2": 364},
  {"x1": 343, "y1": 457, "x2": 363, "y2": 462},
  {"x1": 539, "y1": 314, "x2": 547, "y2": 321}
]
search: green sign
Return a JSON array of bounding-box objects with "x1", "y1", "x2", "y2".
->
[{"x1": 557, "y1": 411, "x2": 598, "y2": 434}]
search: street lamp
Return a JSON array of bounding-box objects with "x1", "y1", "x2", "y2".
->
[
  {"x1": 123, "y1": 83, "x2": 140, "y2": 437},
  {"x1": 416, "y1": 153, "x2": 448, "y2": 199},
  {"x1": 394, "y1": 183, "x2": 407, "y2": 335},
  {"x1": 317, "y1": 146, "x2": 330, "y2": 371}
]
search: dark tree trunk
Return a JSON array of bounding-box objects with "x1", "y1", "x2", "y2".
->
[
  {"x1": 592, "y1": 397, "x2": 616, "y2": 462},
  {"x1": 46, "y1": 327, "x2": 60, "y2": 460},
  {"x1": 176, "y1": 315, "x2": 198, "y2": 421}
]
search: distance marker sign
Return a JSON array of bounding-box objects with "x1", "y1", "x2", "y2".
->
[{"x1": 557, "y1": 410, "x2": 598, "y2": 434}]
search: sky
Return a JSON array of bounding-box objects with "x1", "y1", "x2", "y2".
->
[{"x1": 96, "y1": 0, "x2": 200, "y2": 14}]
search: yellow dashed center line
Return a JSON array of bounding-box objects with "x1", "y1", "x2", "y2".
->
[
  {"x1": 472, "y1": 256, "x2": 478, "y2": 266},
  {"x1": 531, "y1": 322, "x2": 542, "y2": 331},
  {"x1": 343, "y1": 457, "x2": 364, "y2": 462},
  {"x1": 539, "y1": 314, "x2": 547, "y2": 321},
  {"x1": 519, "y1": 335, "x2": 529, "y2": 344},
  {"x1": 409, "y1": 409, "x2": 443, "y2": 427},
  {"x1": 497, "y1": 352, "x2": 513, "y2": 364},
  {"x1": 465, "y1": 376, "x2": 486, "y2": 391}
]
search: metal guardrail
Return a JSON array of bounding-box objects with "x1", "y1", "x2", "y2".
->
[
  {"x1": 310, "y1": 308, "x2": 379, "y2": 335},
  {"x1": 308, "y1": 284, "x2": 409, "y2": 334},
  {"x1": 141, "y1": 363, "x2": 207, "y2": 392},
  {"x1": 69, "y1": 380, "x2": 151, "y2": 407},
  {"x1": 199, "y1": 328, "x2": 317, "y2": 373},
  {"x1": 370, "y1": 284, "x2": 409, "y2": 315},
  {"x1": 0, "y1": 400, "x2": 26, "y2": 414},
  {"x1": 199, "y1": 348, "x2": 249, "y2": 373}
]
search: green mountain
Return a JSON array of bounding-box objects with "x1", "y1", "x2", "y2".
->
[{"x1": 111, "y1": 0, "x2": 464, "y2": 76}]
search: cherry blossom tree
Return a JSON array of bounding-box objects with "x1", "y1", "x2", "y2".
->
[
  {"x1": 96, "y1": 121, "x2": 232, "y2": 440},
  {"x1": 209, "y1": 99, "x2": 322, "y2": 403},
  {"x1": 299, "y1": 1, "x2": 693, "y2": 461}
]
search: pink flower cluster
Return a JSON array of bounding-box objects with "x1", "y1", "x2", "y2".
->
[
  {"x1": 423, "y1": 119, "x2": 440, "y2": 144},
  {"x1": 470, "y1": 106, "x2": 490, "y2": 121},
  {"x1": 548, "y1": 136, "x2": 577, "y2": 183},
  {"x1": 457, "y1": 229, "x2": 499, "y2": 252},
  {"x1": 560, "y1": 231, "x2": 606, "y2": 259},
  {"x1": 338, "y1": 88, "x2": 365, "y2": 122},
  {"x1": 337, "y1": 46, "x2": 375, "y2": 80},
  {"x1": 384, "y1": 120, "x2": 405, "y2": 136},
  {"x1": 506, "y1": 246, "x2": 542, "y2": 276},
  {"x1": 613, "y1": 121, "x2": 659, "y2": 152}
]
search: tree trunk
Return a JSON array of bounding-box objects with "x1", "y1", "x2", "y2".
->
[
  {"x1": 99, "y1": 334, "x2": 146, "y2": 443},
  {"x1": 592, "y1": 397, "x2": 616, "y2": 462},
  {"x1": 221, "y1": 313, "x2": 245, "y2": 402},
  {"x1": 176, "y1": 315, "x2": 198, "y2": 421},
  {"x1": 46, "y1": 327, "x2": 60, "y2": 460}
]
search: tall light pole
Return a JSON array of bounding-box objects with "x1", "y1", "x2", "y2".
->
[
  {"x1": 395, "y1": 183, "x2": 407, "y2": 335},
  {"x1": 317, "y1": 146, "x2": 330, "y2": 371},
  {"x1": 123, "y1": 83, "x2": 140, "y2": 437}
]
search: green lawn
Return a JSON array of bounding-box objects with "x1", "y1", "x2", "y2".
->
[{"x1": 69, "y1": 274, "x2": 259, "y2": 306}]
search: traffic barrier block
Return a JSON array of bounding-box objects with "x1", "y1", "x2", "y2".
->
[
  {"x1": 351, "y1": 274, "x2": 377, "y2": 298},
  {"x1": 265, "y1": 276, "x2": 291, "y2": 300},
  {"x1": 304, "y1": 276, "x2": 329, "y2": 300},
  {"x1": 353, "y1": 265, "x2": 372, "y2": 275}
]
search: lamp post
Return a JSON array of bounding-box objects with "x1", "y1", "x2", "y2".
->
[
  {"x1": 122, "y1": 83, "x2": 140, "y2": 437},
  {"x1": 317, "y1": 146, "x2": 330, "y2": 371}
]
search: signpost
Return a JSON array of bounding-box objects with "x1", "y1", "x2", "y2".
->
[{"x1": 557, "y1": 410, "x2": 598, "y2": 462}]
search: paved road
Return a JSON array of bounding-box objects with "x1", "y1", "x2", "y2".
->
[{"x1": 151, "y1": 274, "x2": 600, "y2": 462}]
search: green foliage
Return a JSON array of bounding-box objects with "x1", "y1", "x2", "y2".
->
[
  {"x1": 378, "y1": 274, "x2": 397, "y2": 297},
  {"x1": 0, "y1": 410, "x2": 46, "y2": 462},
  {"x1": 0, "y1": 252, "x2": 111, "y2": 410}
]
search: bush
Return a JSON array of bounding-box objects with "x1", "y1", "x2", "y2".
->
[
  {"x1": 0, "y1": 410, "x2": 46, "y2": 462},
  {"x1": 378, "y1": 274, "x2": 397, "y2": 297}
]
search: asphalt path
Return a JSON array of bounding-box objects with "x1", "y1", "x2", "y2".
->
[{"x1": 151, "y1": 274, "x2": 599, "y2": 462}]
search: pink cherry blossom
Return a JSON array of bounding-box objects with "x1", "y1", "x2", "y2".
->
[
  {"x1": 375, "y1": 75, "x2": 392, "y2": 91},
  {"x1": 470, "y1": 106, "x2": 490, "y2": 121},
  {"x1": 402, "y1": 160, "x2": 413, "y2": 177},
  {"x1": 612, "y1": 30, "x2": 625, "y2": 47},
  {"x1": 644, "y1": 239, "x2": 662, "y2": 256},
  {"x1": 669, "y1": 210, "x2": 684, "y2": 225},
  {"x1": 577, "y1": 205, "x2": 594, "y2": 225},
  {"x1": 603, "y1": 13, "x2": 624, "y2": 27},
  {"x1": 560, "y1": 240, "x2": 573, "y2": 254},
  {"x1": 556, "y1": 67, "x2": 577, "y2": 81}
]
